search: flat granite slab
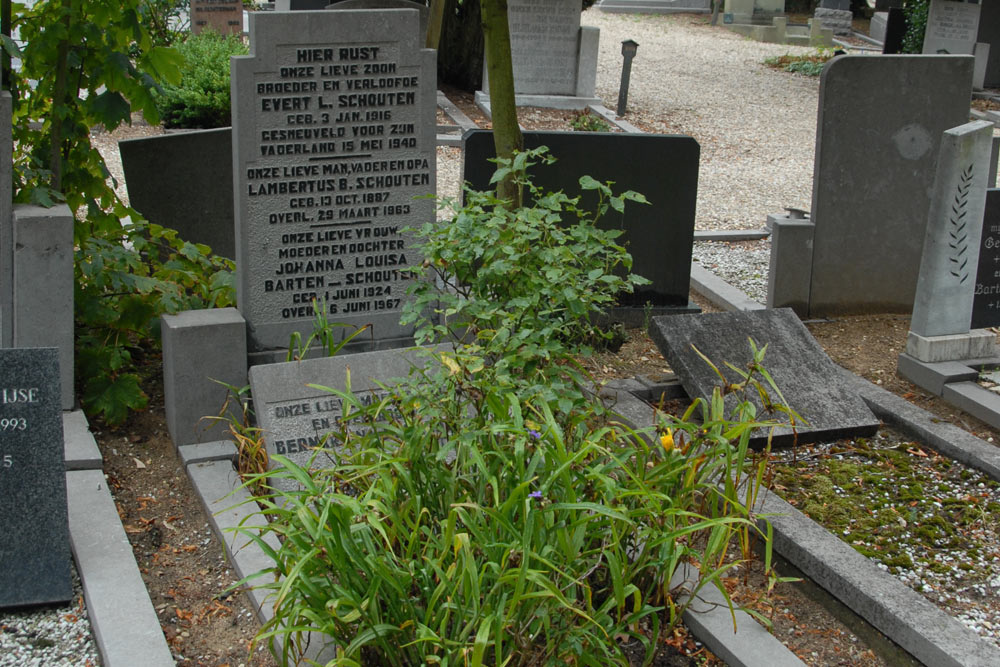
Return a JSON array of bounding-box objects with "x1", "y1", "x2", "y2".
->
[{"x1": 649, "y1": 308, "x2": 879, "y2": 446}]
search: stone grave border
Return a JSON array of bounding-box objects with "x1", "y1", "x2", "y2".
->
[
  {"x1": 168, "y1": 268, "x2": 999, "y2": 665},
  {"x1": 62, "y1": 230, "x2": 1000, "y2": 664}
]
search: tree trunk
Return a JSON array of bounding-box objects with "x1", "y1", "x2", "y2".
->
[{"x1": 480, "y1": 0, "x2": 522, "y2": 206}]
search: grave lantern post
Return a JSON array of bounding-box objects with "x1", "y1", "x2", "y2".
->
[{"x1": 617, "y1": 39, "x2": 638, "y2": 117}]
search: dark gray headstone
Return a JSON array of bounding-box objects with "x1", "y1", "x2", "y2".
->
[
  {"x1": 231, "y1": 9, "x2": 436, "y2": 353},
  {"x1": 882, "y1": 7, "x2": 907, "y2": 54},
  {"x1": 807, "y1": 55, "x2": 974, "y2": 316},
  {"x1": 0, "y1": 348, "x2": 72, "y2": 609},
  {"x1": 972, "y1": 190, "x2": 1000, "y2": 329},
  {"x1": 649, "y1": 309, "x2": 880, "y2": 447},
  {"x1": 1, "y1": 92, "x2": 12, "y2": 347},
  {"x1": 820, "y1": 0, "x2": 850, "y2": 10},
  {"x1": 462, "y1": 130, "x2": 700, "y2": 319},
  {"x1": 120, "y1": 128, "x2": 235, "y2": 259},
  {"x1": 249, "y1": 344, "x2": 446, "y2": 489},
  {"x1": 979, "y1": 0, "x2": 1000, "y2": 88}
]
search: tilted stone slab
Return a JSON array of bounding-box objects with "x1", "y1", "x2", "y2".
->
[{"x1": 649, "y1": 309, "x2": 879, "y2": 446}]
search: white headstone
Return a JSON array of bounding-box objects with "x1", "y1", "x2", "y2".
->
[
  {"x1": 231, "y1": 9, "x2": 436, "y2": 353},
  {"x1": 923, "y1": 0, "x2": 981, "y2": 55},
  {"x1": 507, "y1": 0, "x2": 580, "y2": 96}
]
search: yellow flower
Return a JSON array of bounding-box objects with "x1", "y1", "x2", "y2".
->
[{"x1": 660, "y1": 429, "x2": 674, "y2": 452}]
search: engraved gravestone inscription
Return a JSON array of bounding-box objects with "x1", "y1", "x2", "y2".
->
[
  {"x1": 0, "y1": 347, "x2": 72, "y2": 609},
  {"x1": 191, "y1": 0, "x2": 243, "y2": 36},
  {"x1": 231, "y1": 9, "x2": 436, "y2": 352},
  {"x1": 249, "y1": 344, "x2": 447, "y2": 489},
  {"x1": 508, "y1": 0, "x2": 580, "y2": 95},
  {"x1": 922, "y1": 0, "x2": 980, "y2": 55},
  {"x1": 971, "y1": 190, "x2": 1000, "y2": 329}
]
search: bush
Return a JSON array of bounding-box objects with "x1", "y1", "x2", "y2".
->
[
  {"x1": 902, "y1": 0, "x2": 928, "y2": 54},
  {"x1": 154, "y1": 30, "x2": 247, "y2": 128},
  {"x1": 570, "y1": 110, "x2": 611, "y2": 132},
  {"x1": 763, "y1": 50, "x2": 835, "y2": 77},
  {"x1": 402, "y1": 147, "x2": 650, "y2": 409}
]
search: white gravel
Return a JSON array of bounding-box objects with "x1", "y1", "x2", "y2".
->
[
  {"x1": 583, "y1": 10, "x2": 819, "y2": 231},
  {"x1": 0, "y1": 565, "x2": 98, "y2": 667}
]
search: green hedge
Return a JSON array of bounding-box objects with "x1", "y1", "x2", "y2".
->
[{"x1": 154, "y1": 31, "x2": 247, "y2": 129}]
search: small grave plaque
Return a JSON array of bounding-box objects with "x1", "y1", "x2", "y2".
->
[
  {"x1": 649, "y1": 309, "x2": 880, "y2": 447},
  {"x1": 0, "y1": 347, "x2": 72, "y2": 608},
  {"x1": 971, "y1": 190, "x2": 1000, "y2": 329},
  {"x1": 191, "y1": 0, "x2": 243, "y2": 36},
  {"x1": 232, "y1": 9, "x2": 436, "y2": 352},
  {"x1": 249, "y1": 344, "x2": 446, "y2": 489}
]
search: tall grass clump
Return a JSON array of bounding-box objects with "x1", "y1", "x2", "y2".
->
[{"x1": 232, "y1": 149, "x2": 792, "y2": 665}]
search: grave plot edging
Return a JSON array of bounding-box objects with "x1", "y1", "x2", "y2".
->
[{"x1": 602, "y1": 381, "x2": 1000, "y2": 666}]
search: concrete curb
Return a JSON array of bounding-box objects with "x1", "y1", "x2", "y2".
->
[
  {"x1": 64, "y1": 409, "x2": 102, "y2": 470},
  {"x1": 185, "y1": 452, "x2": 335, "y2": 664},
  {"x1": 846, "y1": 367, "x2": 1000, "y2": 482},
  {"x1": 690, "y1": 263, "x2": 766, "y2": 312},
  {"x1": 604, "y1": 380, "x2": 1000, "y2": 666},
  {"x1": 67, "y1": 469, "x2": 174, "y2": 667},
  {"x1": 671, "y1": 562, "x2": 805, "y2": 667},
  {"x1": 694, "y1": 229, "x2": 770, "y2": 242}
]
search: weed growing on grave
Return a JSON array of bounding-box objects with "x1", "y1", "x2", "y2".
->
[
  {"x1": 233, "y1": 340, "x2": 793, "y2": 665},
  {"x1": 154, "y1": 29, "x2": 248, "y2": 128},
  {"x1": 401, "y1": 146, "x2": 650, "y2": 409},
  {"x1": 763, "y1": 50, "x2": 834, "y2": 77},
  {"x1": 570, "y1": 110, "x2": 612, "y2": 132},
  {"x1": 286, "y1": 297, "x2": 370, "y2": 361},
  {"x1": 231, "y1": 151, "x2": 797, "y2": 663}
]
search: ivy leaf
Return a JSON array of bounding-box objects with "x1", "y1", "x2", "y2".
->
[{"x1": 90, "y1": 90, "x2": 132, "y2": 128}]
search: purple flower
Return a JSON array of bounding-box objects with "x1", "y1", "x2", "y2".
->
[
  {"x1": 529, "y1": 491, "x2": 543, "y2": 500},
  {"x1": 528, "y1": 429, "x2": 541, "y2": 440}
]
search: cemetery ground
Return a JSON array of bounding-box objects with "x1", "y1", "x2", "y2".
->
[{"x1": 11, "y1": 8, "x2": 1000, "y2": 666}]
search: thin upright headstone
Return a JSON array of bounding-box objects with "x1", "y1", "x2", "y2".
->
[
  {"x1": 231, "y1": 9, "x2": 436, "y2": 353},
  {"x1": 0, "y1": 348, "x2": 72, "y2": 609},
  {"x1": 909, "y1": 120, "x2": 994, "y2": 339},
  {"x1": 479, "y1": 0, "x2": 599, "y2": 108}
]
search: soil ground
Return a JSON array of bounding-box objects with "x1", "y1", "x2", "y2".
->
[
  {"x1": 87, "y1": 13, "x2": 1000, "y2": 665},
  {"x1": 96, "y1": 300, "x2": 998, "y2": 666}
]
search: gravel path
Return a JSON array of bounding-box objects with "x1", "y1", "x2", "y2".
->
[{"x1": 583, "y1": 10, "x2": 818, "y2": 231}]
